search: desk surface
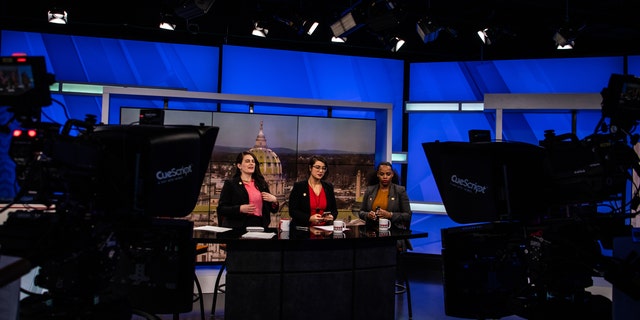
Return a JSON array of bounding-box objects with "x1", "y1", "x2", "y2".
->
[{"x1": 194, "y1": 224, "x2": 428, "y2": 243}]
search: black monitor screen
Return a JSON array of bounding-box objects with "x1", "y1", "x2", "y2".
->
[
  {"x1": 92, "y1": 125, "x2": 219, "y2": 218},
  {"x1": 0, "y1": 56, "x2": 52, "y2": 107},
  {"x1": 423, "y1": 141, "x2": 547, "y2": 224}
]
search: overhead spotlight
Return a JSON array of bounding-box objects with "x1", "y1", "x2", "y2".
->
[
  {"x1": 175, "y1": 0, "x2": 216, "y2": 20},
  {"x1": 302, "y1": 20, "x2": 319, "y2": 36},
  {"x1": 159, "y1": 14, "x2": 177, "y2": 31},
  {"x1": 388, "y1": 36, "x2": 405, "y2": 52},
  {"x1": 553, "y1": 28, "x2": 576, "y2": 50},
  {"x1": 159, "y1": 21, "x2": 176, "y2": 31},
  {"x1": 330, "y1": 9, "x2": 365, "y2": 38},
  {"x1": 477, "y1": 28, "x2": 491, "y2": 45},
  {"x1": 252, "y1": 21, "x2": 269, "y2": 37},
  {"x1": 331, "y1": 36, "x2": 347, "y2": 43},
  {"x1": 367, "y1": 0, "x2": 401, "y2": 33},
  {"x1": 382, "y1": 0, "x2": 397, "y2": 10},
  {"x1": 47, "y1": 8, "x2": 68, "y2": 24},
  {"x1": 274, "y1": 15, "x2": 319, "y2": 36},
  {"x1": 416, "y1": 18, "x2": 442, "y2": 44}
]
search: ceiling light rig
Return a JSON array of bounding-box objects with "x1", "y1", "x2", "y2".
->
[
  {"x1": 331, "y1": 36, "x2": 347, "y2": 43},
  {"x1": 553, "y1": 0, "x2": 580, "y2": 50},
  {"x1": 416, "y1": 18, "x2": 442, "y2": 44},
  {"x1": 330, "y1": 11, "x2": 366, "y2": 39},
  {"x1": 330, "y1": 1, "x2": 369, "y2": 39},
  {"x1": 553, "y1": 28, "x2": 574, "y2": 49},
  {"x1": 159, "y1": 13, "x2": 177, "y2": 31},
  {"x1": 476, "y1": 26, "x2": 515, "y2": 47},
  {"x1": 175, "y1": 0, "x2": 216, "y2": 20},
  {"x1": 477, "y1": 28, "x2": 492, "y2": 45},
  {"x1": 274, "y1": 15, "x2": 320, "y2": 36},
  {"x1": 388, "y1": 36, "x2": 406, "y2": 52},
  {"x1": 301, "y1": 20, "x2": 320, "y2": 36},
  {"x1": 47, "y1": 8, "x2": 68, "y2": 25},
  {"x1": 252, "y1": 21, "x2": 269, "y2": 37}
]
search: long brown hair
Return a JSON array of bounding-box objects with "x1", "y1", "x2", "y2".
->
[{"x1": 233, "y1": 151, "x2": 269, "y2": 190}]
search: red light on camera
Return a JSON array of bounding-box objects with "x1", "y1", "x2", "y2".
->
[{"x1": 12, "y1": 129, "x2": 38, "y2": 138}]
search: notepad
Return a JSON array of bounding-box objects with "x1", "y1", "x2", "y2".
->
[
  {"x1": 313, "y1": 225, "x2": 348, "y2": 232},
  {"x1": 241, "y1": 232, "x2": 276, "y2": 239},
  {"x1": 194, "y1": 226, "x2": 232, "y2": 233}
]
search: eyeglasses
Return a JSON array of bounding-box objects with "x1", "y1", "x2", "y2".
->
[{"x1": 312, "y1": 165, "x2": 327, "y2": 171}]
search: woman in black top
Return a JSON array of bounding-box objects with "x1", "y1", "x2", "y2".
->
[
  {"x1": 217, "y1": 151, "x2": 279, "y2": 228},
  {"x1": 288, "y1": 155, "x2": 338, "y2": 229}
]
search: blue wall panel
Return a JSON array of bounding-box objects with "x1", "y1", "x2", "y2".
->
[
  {"x1": 1, "y1": 30, "x2": 220, "y2": 124},
  {"x1": 410, "y1": 57, "x2": 624, "y2": 102},
  {"x1": 221, "y1": 45, "x2": 404, "y2": 157}
]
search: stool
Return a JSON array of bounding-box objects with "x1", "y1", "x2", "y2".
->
[
  {"x1": 210, "y1": 243, "x2": 227, "y2": 317},
  {"x1": 396, "y1": 245, "x2": 413, "y2": 319},
  {"x1": 191, "y1": 244, "x2": 208, "y2": 320}
]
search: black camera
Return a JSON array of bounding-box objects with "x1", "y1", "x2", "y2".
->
[
  {"x1": 0, "y1": 56, "x2": 220, "y2": 319},
  {"x1": 424, "y1": 73, "x2": 640, "y2": 319}
]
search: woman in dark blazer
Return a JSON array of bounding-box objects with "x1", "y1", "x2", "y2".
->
[
  {"x1": 288, "y1": 155, "x2": 338, "y2": 229},
  {"x1": 217, "y1": 151, "x2": 279, "y2": 229},
  {"x1": 358, "y1": 161, "x2": 412, "y2": 250}
]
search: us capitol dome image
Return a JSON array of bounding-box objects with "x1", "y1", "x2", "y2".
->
[{"x1": 248, "y1": 120, "x2": 285, "y2": 198}]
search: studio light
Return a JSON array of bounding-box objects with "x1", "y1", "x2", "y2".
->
[
  {"x1": 331, "y1": 36, "x2": 346, "y2": 43},
  {"x1": 159, "y1": 22, "x2": 176, "y2": 31},
  {"x1": 553, "y1": 28, "x2": 575, "y2": 50},
  {"x1": 252, "y1": 21, "x2": 269, "y2": 37},
  {"x1": 159, "y1": 14, "x2": 177, "y2": 31},
  {"x1": 477, "y1": 28, "x2": 491, "y2": 45},
  {"x1": 416, "y1": 18, "x2": 442, "y2": 44},
  {"x1": 274, "y1": 15, "x2": 319, "y2": 36},
  {"x1": 366, "y1": 0, "x2": 401, "y2": 33},
  {"x1": 47, "y1": 8, "x2": 68, "y2": 25},
  {"x1": 330, "y1": 11, "x2": 364, "y2": 38},
  {"x1": 302, "y1": 20, "x2": 319, "y2": 36},
  {"x1": 175, "y1": 0, "x2": 216, "y2": 20},
  {"x1": 388, "y1": 36, "x2": 405, "y2": 52}
]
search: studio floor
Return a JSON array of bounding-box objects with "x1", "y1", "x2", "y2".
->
[{"x1": 139, "y1": 254, "x2": 613, "y2": 320}]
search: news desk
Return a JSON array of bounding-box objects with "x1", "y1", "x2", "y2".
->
[{"x1": 194, "y1": 225, "x2": 428, "y2": 320}]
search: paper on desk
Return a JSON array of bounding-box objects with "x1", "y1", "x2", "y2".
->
[
  {"x1": 313, "y1": 225, "x2": 348, "y2": 232},
  {"x1": 241, "y1": 232, "x2": 276, "y2": 239},
  {"x1": 194, "y1": 226, "x2": 232, "y2": 233}
]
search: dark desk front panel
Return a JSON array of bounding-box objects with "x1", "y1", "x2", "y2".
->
[{"x1": 224, "y1": 238, "x2": 397, "y2": 320}]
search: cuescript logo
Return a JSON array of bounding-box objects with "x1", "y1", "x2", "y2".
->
[
  {"x1": 450, "y1": 174, "x2": 487, "y2": 194},
  {"x1": 156, "y1": 164, "x2": 193, "y2": 184}
]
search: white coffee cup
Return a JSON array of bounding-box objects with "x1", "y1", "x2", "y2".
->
[
  {"x1": 333, "y1": 220, "x2": 346, "y2": 233},
  {"x1": 279, "y1": 219, "x2": 290, "y2": 232},
  {"x1": 379, "y1": 218, "x2": 390, "y2": 230}
]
